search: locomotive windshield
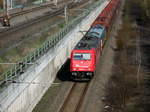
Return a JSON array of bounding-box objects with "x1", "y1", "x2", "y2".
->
[{"x1": 73, "y1": 53, "x2": 91, "y2": 60}]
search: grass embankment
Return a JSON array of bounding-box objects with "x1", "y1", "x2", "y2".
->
[
  {"x1": 0, "y1": 2, "x2": 90, "y2": 77},
  {"x1": 104, "y1": 0, "x2": 150, "y2": 112},
  {"x1": 0, "y1": 17, "x2": 71, "y2": 74},
  {"x1": 0, "y1": 20, "x2": 62, "y2": 74}
]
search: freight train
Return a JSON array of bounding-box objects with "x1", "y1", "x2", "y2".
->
[{"x1": 70, "y1": 0, "x2": 121, "y2": 80}]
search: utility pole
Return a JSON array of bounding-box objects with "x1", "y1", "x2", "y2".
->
[
  {"x1": 2, "y1": 0, "x2": 10, "y2": 26},
  {"x1": 4, "y1": 0, "x2": 8, "y2": 19},
  {"x1": 54, "y1": 0, "x2": 57, "y2": 6},
  {"x1": 144, "y1": 0, "x2": 150, "y2": 17},
  {"x1": 4, "y1": 0, "x2": 7, "y2": 11},
  {"x1": 64, "y1": 5, "x2": 68, "y2": 24}
]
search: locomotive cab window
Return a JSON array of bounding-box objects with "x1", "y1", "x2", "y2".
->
[
  {"x1": 100, "y1": 17, "x2": 106, "y2": 22},
  {"x1": 87, "y1": 32, "x2": 99, "y2": 38},
  {"x1": 91, "y1": 32, "x2": 99, "y2": 36},
  {"x1": 73, "y1": 53, "x2": 91, "y2": 60}
]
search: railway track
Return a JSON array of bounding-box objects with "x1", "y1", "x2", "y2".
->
[
  {"x1": 0, "y1": 0, "x2": 87, "y2": 36},
  {"x1": 9, "y1": 3, "x2": 55, "y2": 18},
  {"x1": 59, "y1": 82, "x2": 89, "y2": 112},
  {"x1": 0, "y1": 0, "x2": 66, "y2": 18},
  {"x1": 0, "y1": 2, "x2": 56, "y2": 27}
]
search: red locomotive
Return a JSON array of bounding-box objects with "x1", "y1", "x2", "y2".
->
[
  {"x1": 70, "y1": 25, "x2": 105, "y2": 80},
  {"x1": 70, "y1": 0, "x2": 121, "y2": 80},
  {"x1": 70, "y1": 29, "x2": 102, "y2": 80}
]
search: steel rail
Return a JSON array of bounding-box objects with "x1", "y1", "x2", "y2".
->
[
  {"x1": 9, "y1": 4, "x2": 54, "y2": 18},
  {"x1": 59, "y1": 82, "x2": 89, "y2": 112},
  {"x1": 0, "y1": 1, "x2": 65, "y2": 18},
  {"x1": 74, "y1": 82, "x2": 89, "y2": 112},
  {"x1": 8, "y1": 0, "x2": 70, "y2": 18}
]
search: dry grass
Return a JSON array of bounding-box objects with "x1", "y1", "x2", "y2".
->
[
  {"x1": 104, "y1": 0, "x2": 150, "y2": 112},
  {"x1": 116, "y1": 17, "x2": 137, "y2": 50}
]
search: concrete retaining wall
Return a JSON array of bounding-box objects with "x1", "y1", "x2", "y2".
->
[{"x1": 0, "y1": 1, "x2": 109, "y2": 112}]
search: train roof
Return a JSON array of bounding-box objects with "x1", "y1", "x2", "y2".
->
[
  {"x1": 92, "y1": 0, "x2": 120, "y2": 29},
  {"x1": 86, "y1": 25, "x2": 105, "y2": 39},
  {"x1": 74, "y1": 35, "x2": 100, "y2": 50},
  {"x1": 74, "y1": 25, "x2": 105, "y2": 50}
]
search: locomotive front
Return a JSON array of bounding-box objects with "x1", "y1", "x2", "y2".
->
[{"x1": 70, "y1": 50, "x2": 95, "y2": 80}]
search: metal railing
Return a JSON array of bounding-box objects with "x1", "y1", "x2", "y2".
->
[{"x1": 0, "y1": 0, "x2": 104, "y2": 86}]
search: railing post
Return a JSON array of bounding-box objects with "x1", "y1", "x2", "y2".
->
[{"x1": 5, "y1": 73, "x2": 8, "y2": 84}]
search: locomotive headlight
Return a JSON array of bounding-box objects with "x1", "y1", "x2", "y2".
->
[
  {"x1": 73, "y1": 68, "x2": 78, "y2": 70},
  {"x1": 72, "y1": 72, "x2": 77, "y2": 76},
  {"x1": 75, "y1": 64, "x2": 79, "y2": 67},
  {"x1": 87, "y1": 72, "x2": 92, "y2": 76}
]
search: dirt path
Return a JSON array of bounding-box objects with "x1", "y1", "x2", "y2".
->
[
  {"x1": 100, "y1": 0, "x2": 150, "y2": 111},
  {"x1": 136, "y1": 26, "x2": 150, "y2": 112}
]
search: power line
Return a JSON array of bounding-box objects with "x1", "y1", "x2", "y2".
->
[
  {"x1": 7, "y1": 79, "x2": 60, "y2": 87},
  {"x1": 136, "y1": 26, "x2": 142, "y2": 85}
]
